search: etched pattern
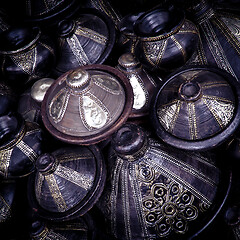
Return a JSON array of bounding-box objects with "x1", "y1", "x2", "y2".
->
[
  {"x1": 92, "y1": 75, "x2": 123, "y2": 95},
  {"x1": 79, "y1": 93, "x2": 110, "y2": 130},
  {"x1": 33, "y1": 228, "x2": 68, "y2": 240},
  {"x1": 11, "y1": 48, "x2": 37, "y2": 75},
  {"x1": 202, "y1": 96, "x2": 235, "y2": 128},
  {"x1": 67, "y1": 35, "x2": 90, "y2": 65},
  {"x1": 157, "y1": 101, "x2": 182, "y2": 132},
  {"x1": 219, "y1": 16, "x2": 240, "y2": 41},
  {"x1": 49, "y1": 89, "x2": 70, "y2": 123},
  {"x1": 188, "y1": 102, "x2": 198, "y2": 140},
  {"x1": 201, "y1": 20, "x2": 238, "y2": 79},
  {"x1": 0, "y1": 149, "x2": 13, "y2": 178},
  {"x1": 75, "y1": 25, "x2": 107, "y2": 45},
  {"x1": 0, "y1": 195, "x2": 11, "y2": 222},
  {"x1": 143, "y1": 39, "x2": 167, "y2": 67},
  {"x1": 17, "y1": 140, "x2": 38, "y2": 163},
  {"x1": 55, "y1": 164, "x2": 93, "y2": 190},
  {"x1": 45, "y1": 174, "x2": 68, "y2": 212}
]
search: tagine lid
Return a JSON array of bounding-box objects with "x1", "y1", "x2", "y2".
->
[
  {"x1": 151, "y1": 65, "x2": 240, "y2": 151},
  {"x1": 28, "y1": 145, "x2": 106, "y2": 221},
  {"x1": 41, "y1": 64, "x2": 133, "y2": 145}
]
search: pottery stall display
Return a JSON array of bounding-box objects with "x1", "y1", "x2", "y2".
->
[
  {"x1": 0, "y1": 1, "x2": 238, "y2": 239},
  {"x1": 97, "y1": 123, "x2": 231, "y2": 240},
  {"x1": 0, "y1": 25, "x2": 56, "y2": 93},
  {"x1": 53, "y1": 8, "x2": 116, "y2": 77}
]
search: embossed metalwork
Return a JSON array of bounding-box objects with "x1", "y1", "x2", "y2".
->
[
  {"x1": 0, "y1": 149, "x2": 13, "y2": 178},
  {"x1": 98, "y1": 124, "x2": 225, "y2": 240}
]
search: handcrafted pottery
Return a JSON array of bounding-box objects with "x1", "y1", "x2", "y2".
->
[
  {"x1": 53, "y1": 8, "x2": 115, "y2": 77},
  {"x1": 116, "y1": 53, "x2": 162, "y2": 118},
  {"x1": 97, "y1": 123, "x2": 231, "y2": 240},
  {"x1": 151, "y1": 65, "x2": 240, "y2": 151},
  {"x1": 0, "y1": 112, "x2": 43, "y2": 179},
  {"x1": 41, "y1": 64, "x2": 133, "y2": 145},
  {"x1": 133, "y1": 5, "x2": 199, "y2": 72},
  {"x1": 28, "y1": 145, "x2": 106, "y2": 221},
  {"x1": 0, "y1": 25, "x2": 56, "y2": 92},
  {"x1": 187, "y1": 0, "x2": 240, "y2": 82}
]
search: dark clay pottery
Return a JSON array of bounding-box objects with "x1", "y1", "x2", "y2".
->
[
  {"x1": 0, "y1": 112, "x2": 43, "y2": 179},
  {"x1": 28, "y1": 145, "x2": 106, "y2": 221},
  {"x1": 41, "y1": 64, "x2": 133, "y2": 145},
  {"x1": 186, "y1": 0, "x2": 240, "y2": 82},
  {"x1": 97, "y1": 123, "x2": 231, "y2": 240},
  {"x1": 151, "y1": 65, "x2": 240, "y2": 151},
  {"x1": 53, "y1": 8, "x2": 115, "y2": 77},
  {"x1": 133, "y1": 5, "x2": 199, "y2": 72},
  {"x1": 17, "y1": 78, "x2": 55, "y2": 124},
  {"x1": 0, "y1": 25, "x2": 56, "y2": 93},
  {"x1": 116, "y1": 53, "x2": 162, "y2": 118}
]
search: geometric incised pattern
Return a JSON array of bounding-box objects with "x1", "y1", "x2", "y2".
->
[
  {"x1": 11, "y1": 48, "x2": 37, "y2": 75},
  {"x1": 202, "y1": 96, "x2": 235, "y2": 128},
  {"x1": 157, "y1": 100, "x2": 182, "y2": 132},
  {"x1": 107, "y1": 142, "x2": 219, "y2": 239},
  {"x1": 0, "y1": 149, "x2": 13, "y2": 178},
  {"x1": 0, "y1": 195, "x2": 11, "y2": 223}
]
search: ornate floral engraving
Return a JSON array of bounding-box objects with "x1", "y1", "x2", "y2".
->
[
  {"x1": 0, "y1": 149, "x2": 12, "y2": 178},
  {"x1": 49, "y1": 89, "x2": 70, "y2": 123},
  {"x1": 220, "y1": 17, "x2": 240, "y2": 42},
  {"x1": 142, "y1": 182, "x2": 198, "y2": 237},
  {"x1": 129, "y1": 75, "x2": 147, "y2": 110}
]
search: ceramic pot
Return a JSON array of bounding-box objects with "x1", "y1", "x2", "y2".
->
[
  {"x1": 0, "y1": 25, "x2": 56, "y2": 93},
  {"x1": 116, "y1": 53, "x2": 162, "y2": 118},
  {"x1": 151, "y1": 65, "x2": 240, "y2": 151},
  {"x1": 41, "y1": 64, "x2": 133, "y2": 145},
  {"x1": 28, "y1": 145, "x2": 106, "y2": 221},
  {"x1": 0, "y1": 112, "x2": 43, "y2": 179},
  {"x1": 133, "y1": 5, "x2": 199, "y2": 72},
  {"x1": 53, "y1": 8, "x2": 115, "y2": 77},
  {"x1": 97, "y1": 123, "x2": 231, "y2": 240}
]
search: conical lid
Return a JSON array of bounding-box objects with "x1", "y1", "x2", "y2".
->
[
  {"x1": 28, "y1": 145, "x2": 106, "y2": 221},
  {"x1": 151, "y1": 65, "x2": 240, "y2": 151},
  {"x1": 41, "y1": 64, "x2": 133, "y2": 145}
]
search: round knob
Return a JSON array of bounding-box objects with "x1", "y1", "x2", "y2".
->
[
  {"x1": 118, "y1": 53, "x2": 140, "y2": 70},
  {"x1": 31, "y1": 78, "x2": 54, "y2": 103},
  {"x1": 112, "y1": 123, "x2": 147, "y2": 160},
  {"x1": 36, "y1": 153, "x2": 57, "y2": 174},
  {"x1": 58, "y1": 19, "x2": 75, "y2": 37},
  {"x1": 66, "y1": 69, "x2": 90, "y2": 90},
  {"x1": 179, "y1": 82, "x2": 201, "y2": 101}
]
